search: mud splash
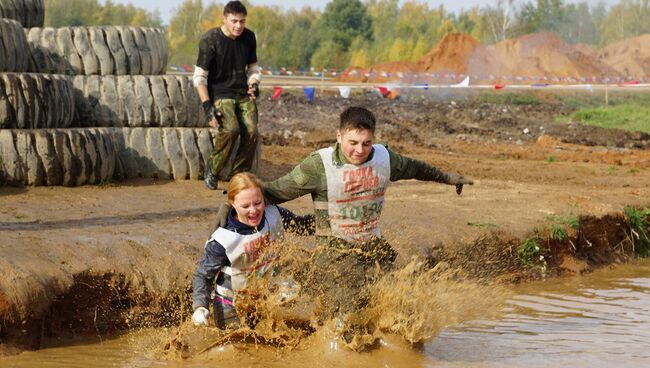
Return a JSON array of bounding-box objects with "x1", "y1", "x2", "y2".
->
[{"x1": 165, "y1": 237, "x2": 508, "y2": 360}]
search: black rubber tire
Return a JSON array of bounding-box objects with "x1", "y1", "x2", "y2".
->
[
  {"x1": 26, "y1": 26, "x2": 168, "y2": 75},
  {"x1": 0, "y1": 0, "x2": 44, "y2": 28},
  {"x1": 0, "y1": 73, "x2": 75, "y2": 129},
  {"x1": 71, "y1": 75, "x2": 205, "y2": 128},
  {"x1": 0, "y1": 128, "x2": 261, "y2": 186},
  {"x1": 0, "y1": 18, "x2": 30, "y2": 72}
]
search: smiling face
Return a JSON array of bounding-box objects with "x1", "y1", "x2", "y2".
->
[
  {"x1": 231, "y1": 187, "x2": 265, "y2": 227},
  {"x1": 222, "y1": 12, "x2": 246, "y2": 38},
  {"x1": 337, "y1": 128, "x2": 374, "y2": 165}
]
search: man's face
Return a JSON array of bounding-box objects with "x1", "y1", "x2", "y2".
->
[
  {"x1": 222, "y1": 13, "x2": 246, "y2": 37},
  {"x1": 337, "y1": 128, "x2": 374, "y2": 165}
]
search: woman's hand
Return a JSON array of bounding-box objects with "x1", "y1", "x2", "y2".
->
[{"x1": 192, "y1": 307, "x2": 210, "y2": 326}]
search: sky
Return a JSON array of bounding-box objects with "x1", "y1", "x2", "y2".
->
[{"x1": 108, "y1": 0, "x2": 619, "y2": 25}]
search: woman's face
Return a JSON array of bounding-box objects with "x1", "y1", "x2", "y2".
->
[{"x1": 231, "y1": 187, "x2": 265, "y2": 227}]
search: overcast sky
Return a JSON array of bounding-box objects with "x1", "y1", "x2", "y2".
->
[{"x1": 108, "y1": 0, "x2": 619, "y2": 25}]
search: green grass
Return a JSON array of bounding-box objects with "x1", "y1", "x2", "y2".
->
[
  {"x1": 545, "y1": 213, "x2": 579, "y2": 230},
  {"x1": 476, "y1": 92, "x2": 541, "y2": 105},
  {"x1": 624, "y1": 206, "x2": 650, "y2": 257},
  {"x1": 546, "y1": 155, "x2": 557, "y2": 163},
  {"x1": 569, "y1": 104, "x2": 650, "y2": 134},
  {"x1": 549, "y1": 224, "x2": 568, "y2": 241},
  {"x1": 517, "y1": 237, "x2": 542, "y2": 267}
]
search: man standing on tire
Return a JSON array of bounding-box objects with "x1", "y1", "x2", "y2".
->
[{"x1": 193, "y1": 1, "x2": 261, "y2": 190}]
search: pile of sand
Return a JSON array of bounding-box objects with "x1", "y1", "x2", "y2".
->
[
  {"x1": 598, "y1": 34, "x2": 650, "y2": 78},
  {"x1": 487, "y1": 32, "x2": 617, "y2": 79},
  {"x1": 419, "y1": 33, "x2": 499, "y2": 75},
  {"x1": 340, "y1": 31, "x2": 649, "y2": 83}
]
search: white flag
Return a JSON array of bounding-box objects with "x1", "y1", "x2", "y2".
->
[
  {"x1": 338, "y1": 87, "x2": 352, "y2": 99},
  {"x1": 451, "y1": 76, "x2": 470, "y2": 88}
]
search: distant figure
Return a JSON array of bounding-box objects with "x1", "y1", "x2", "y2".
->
[{"x1": 193, "y1": 1, "x2": 261, "y2": 190}]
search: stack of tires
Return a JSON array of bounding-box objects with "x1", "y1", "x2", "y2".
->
[{"x1": 0, "y1": 0, "x2": 244, "y2": 187}]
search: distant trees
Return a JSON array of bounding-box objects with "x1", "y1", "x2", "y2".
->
[
  {"x1": 43, "y1": 0, "x2": 650, "y2": 70},
  {"x1": 44, "y1": 0, "x2": 161, "y2": 27}
]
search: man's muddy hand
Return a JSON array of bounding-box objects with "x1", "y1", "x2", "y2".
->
[
  {"x1": 202, "y1": 100, "x2": 222, "y2": 128},
  {"x1": 248, "y1": 83, "x2": 259, "y2": 99},
  {"x1": 446, "y1": 172, "x2": 474, "y2": 186}
]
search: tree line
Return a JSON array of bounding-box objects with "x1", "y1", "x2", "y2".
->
[{"x1": 44, "y1": 0, "x2": 650, "y2": 70}]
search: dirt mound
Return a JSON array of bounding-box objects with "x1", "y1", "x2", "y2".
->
[
  {"x1": 574, "y1": 43, "x2": 598, "y2": 58},
  {"x1": 598, "y1": 34, "x2": 650, "y2": 78},
  {"x1": 339, "y1": 31, "x2": 620, "y2": 83},
  {"x1": 420, "y1": 33, "x2": 500, "y2": 76},
  {"x1": 487, "y1": 32, "x2": 616, "y2": 79}
]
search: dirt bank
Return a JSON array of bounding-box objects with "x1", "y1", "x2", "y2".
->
[
  {"x1": 1, "y1": 94, "x2": 650, "y2": 354},
  {"x1": 339, "y1": 31, "x2": 643, "y2": 83}
]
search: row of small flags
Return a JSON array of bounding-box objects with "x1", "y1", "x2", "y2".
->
[
  {"x1": 271, "y1": 86, "x2": 351, "y2": 101},
  {"x1": 270, "y1": 77, "x2": 469, "y2": 101},
  {"x1": 269, "y1": 76, "x2": 647, "y2": 102},
  {"x1": 171, "y1": 65, "x2": 648, "y2": 84},
  {"x1": 342, "y1": 70, "x2": 648, "y2": 84},
  {"x1": 262, "y1": 68, "x2": 649, "y2": 84}
]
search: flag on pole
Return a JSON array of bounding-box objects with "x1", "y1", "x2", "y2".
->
[
  {"x1": 303, "y1": 87, "x2": 316, "y2": 102},
  {"x1": 273, "y1": 86, "x2": 283, "y2": 101}
]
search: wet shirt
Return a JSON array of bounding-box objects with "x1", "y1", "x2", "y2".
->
[
  {"x1": 196, "y1": 27, "x2": 257, "y2": 99},
  {"x1": 192, "y1": 206, "x2": 314, "y2": 310},
  {"x1": 262, "y1": 144, "x2": 451, "y2": 243}
]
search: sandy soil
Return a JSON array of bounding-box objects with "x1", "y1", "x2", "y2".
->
[{"x1": 1, "y1": 93, "x2": 649, "y2": 353}]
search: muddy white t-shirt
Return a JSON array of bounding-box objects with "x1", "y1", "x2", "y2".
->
[{"x1": 318, "y1": 145, "x2": 390, "y2": 243}]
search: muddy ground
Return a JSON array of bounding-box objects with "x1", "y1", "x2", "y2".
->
[{"x1": 1, "y1": 90, "x2": 649, "y2": 354}]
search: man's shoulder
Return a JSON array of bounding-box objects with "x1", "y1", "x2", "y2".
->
[
  {"x1": 289, "y1": 150, "x2": 325, "y2": 177},
  {"x1": 242, "y1": 28, "x2": 256, "y2": 38},
  {"x1": 305, "y1": 149, "x2": 326, "y2": 164},
  {"x1": 200, "y1": 27, "x2": 223, "y2": 42}
]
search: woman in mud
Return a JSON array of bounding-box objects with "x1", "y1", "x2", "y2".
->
[{"x1": 192, "y1": 172, "x2": 314, "y2": 328}]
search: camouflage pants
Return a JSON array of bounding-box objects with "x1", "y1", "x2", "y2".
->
[{"x1": 209, "y1": 96, "x2": 259, "y2": 179}]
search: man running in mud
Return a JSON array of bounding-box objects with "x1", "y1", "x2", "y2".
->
[
  {"x1": 219, "y1": 106, "x2": 474, "y2": 318},
  {"x1": 193, "y1": 0, "x2": 261, "y2": 190}
]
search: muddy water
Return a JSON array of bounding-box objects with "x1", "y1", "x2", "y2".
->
[{"x1": 3, "y1": 260, "x2": 649, "y2": 368}]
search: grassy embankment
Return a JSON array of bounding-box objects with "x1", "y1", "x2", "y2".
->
[
  {"x1": 560, "y1": 91, "x2": 650, "y2": 134},
  {"x1": 474, "y1": 89, "x2": 650, "y2": 134}
]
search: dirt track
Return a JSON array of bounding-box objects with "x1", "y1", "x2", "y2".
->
[{"x1": 1, "y1": 92, "x2": 649, "y2": 353}]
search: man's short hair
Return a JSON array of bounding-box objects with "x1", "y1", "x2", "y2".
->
[
  {"x1": 340, "y1": 106, "x2": 376, "y2": 133},
  {"x1": 224, "y1": 1, "x2": 247, "y2": 16}
]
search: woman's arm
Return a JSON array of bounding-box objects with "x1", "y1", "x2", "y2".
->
[{"x1": 192, "y1": 240, "x2": 229, "y2": 311}]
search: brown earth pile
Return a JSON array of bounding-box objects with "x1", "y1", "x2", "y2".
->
[
  {"x1": 487, "y1": 32, "x2": 617, "y2": 79},
  {"x1": 419, "y1": 33, "x2": 501, "y2": 76},
  {"x1": 598, "y1": 34, "x2": 650, "y2": 78},
  {"x1": 340, "y1": 31, "x2": 647, "y2": 83},
  {"x1": 574, "y1": 43, "x2": 598, "y2": 58}
]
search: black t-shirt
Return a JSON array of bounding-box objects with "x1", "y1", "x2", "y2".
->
[{"x1": 196, "y1": 27, "x2": 257, "y2": 99}]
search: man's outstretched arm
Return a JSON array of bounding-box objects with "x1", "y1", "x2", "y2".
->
[{"x1": 387, "y1": 147, "x2": 473, "y2": 185}]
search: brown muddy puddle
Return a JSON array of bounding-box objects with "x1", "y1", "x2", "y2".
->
[{"x1": 3, "y1": 260, "x2": 650, "y2": 368}]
